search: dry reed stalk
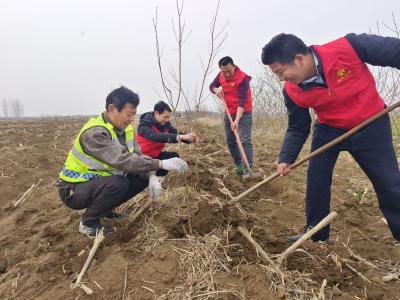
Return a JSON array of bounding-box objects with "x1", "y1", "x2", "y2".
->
[
  {"x1": 8, "y1": 158, "x2": 18, "y2": 166},
  {"x1": 93, "y1": 280, "x2": 103, "y2": 290},
  {"x1": 13, "y1": 179, "x2": 43, "y2": 207},
  {"x1": 79, "y1": 283, "x2": 94, "y2": 295},
  {"x1": 162, "y1": 231, "x2": 236, "y2": 299},
  {"x1": 317, "y1": 279, "x2": 327, "y2": 300},
  {"x1": 237, "y1": 226, "x2": 284, "y2": 281},
  {"x1": 343, "y1": 260, "x2": 372, "y2": 283},
  {"x1": 129, "y1": 197, "x2": 153, "y2": 223},
  {"x1": 122, "y1": 266, "x2": 128, "y2": 300},
  {"x1": 342, "y1": 242, "x2": 378, "y2": 269},
  {"x1": 278, "y1": 212, "x2": 338, "y2": 264},
  {"x1": 72, "y1": 230, "x2": 105, "y2": 290},
  {"x1": 136, "y1": 216, "x2": 168, "y2": 250},
  {"x1": 120, "y1": 191, "x2": 149, "y2": 212}
]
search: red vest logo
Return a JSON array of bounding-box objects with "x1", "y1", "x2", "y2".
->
[{"x1": 336, "y1": 68, "x2": 351, "y2": 83}]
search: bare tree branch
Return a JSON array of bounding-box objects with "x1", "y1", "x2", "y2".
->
[
  {"x1": 194, "y1": 0, "x2": 228, "y2": 125},
  {"x1": 153, "y1": 7, "x2": 173, "y2": 108},
  {"x1": 152, "y1": 0, "x2": 227, "y2": 123}
]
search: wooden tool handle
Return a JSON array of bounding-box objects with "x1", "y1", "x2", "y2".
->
[
  {"x1": 230, "y1": 101, "x2": 400, "y2": 205},
  {"x1": 278, "y1": 211, "x2": 338, "y2": 264}
]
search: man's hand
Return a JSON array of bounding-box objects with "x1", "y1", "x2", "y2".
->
[
  {"x1": 213, "y1": 87, "x2": 224, "y2": 100},
  {"x1": 180, "y1": 133, "x2": 197, "y2": 143},
  {"x1": 231, "y1": 121, "x2": 239, "y2": 132},
  {"x1": 149, "y1": 175, "x2": 163, "y2": 198},
  {"x1": 160, "y1": 157, "x2": 189, "y2": 174},
  {"x1": 277, "y1": 162, "x2": 291, "y2": 176}
]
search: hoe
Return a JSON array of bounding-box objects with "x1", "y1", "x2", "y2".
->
[
  {"x1": 222, "y1": 96, "x2": 262, "y2": 180},
  {"x1": 229, "y1": 100, "x2": 400, "y2": 204}
]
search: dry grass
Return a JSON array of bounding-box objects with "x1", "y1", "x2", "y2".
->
[
  {"x1": 159, "y1": 230, "x2": 243, "y2": 299},
  {"x1": 136, "y1": 215, "x2": 169, "y2": 253},
  {"x1": 117, "y1": 118, "x2": 400, "y2": 299}
]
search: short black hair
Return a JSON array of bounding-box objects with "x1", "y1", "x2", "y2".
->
[
  {"x1": 105, "y1": 86, "x2": 140, "y2": 112},
  {"x1": 218, "y1": 56, "x2": 234, "y2": 68},
  {"x1": 154, "y1": 101, "x2": 172, "y2": 114},
  {"x1": 261, "y1": 33, "x2": 310, "y2": 65}
]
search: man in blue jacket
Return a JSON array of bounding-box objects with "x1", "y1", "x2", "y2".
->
[{"x1": 261, "y1": 33, "x2": 400, "y2": 243}]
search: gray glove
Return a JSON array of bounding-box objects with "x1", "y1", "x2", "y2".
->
[
  {"x1": 160, "y1": 157, "x2": 188, "y2": 174},
  {"x1": 149, "y1": 175, "x2": 162, "y2": 198}
]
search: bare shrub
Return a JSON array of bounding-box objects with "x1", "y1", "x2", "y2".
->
[
  {"x1": 251, "y1": 65, "x2": 286, "y2": 132},
  {"x1": 370, "y1": 13, "x2": 400, "y2": 135},
  {"x1": 153, "y1": 0, "x2": 227, "y2": 128}
]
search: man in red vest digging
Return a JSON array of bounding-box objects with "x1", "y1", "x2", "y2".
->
[
  {"x1": 210, "y1": 56, "x2": 254, "y2": 175},
  {"x1": 261, "y1": 33, "x2": 400, "y2": 243},
  {"x1": 137, "y1": 101, "x2": 197, "y2": 176}
]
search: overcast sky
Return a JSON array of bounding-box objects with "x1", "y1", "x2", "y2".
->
[{"x1": 1, "y1": 0, "x2": 399, "y2": 116}]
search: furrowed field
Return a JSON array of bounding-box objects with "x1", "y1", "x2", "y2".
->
[{"x1": 0, "y1": 116, "x2": 399, "y2": 299}]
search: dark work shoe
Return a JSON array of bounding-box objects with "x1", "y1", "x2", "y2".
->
[
  {"x1": 287, "y1": 227, "x2": 328, "y2": 244},
  {"x1": 103, "y1": 210, "x2": 122, "y2": 220},
  {"x1": 234, "y1": 164, "x2": 245, "y2": 175},
  {"x1": 79, "y1": 222, "x2": 114, "y2": 239}
]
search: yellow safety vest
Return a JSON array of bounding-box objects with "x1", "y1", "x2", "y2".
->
[{"x1": 59, "y1": 113, "x2": 135, "y2": 183}]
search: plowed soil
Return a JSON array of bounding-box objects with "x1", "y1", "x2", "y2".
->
[{"x1": 0, "y1": 117, "x2": 399, "y2": 299}]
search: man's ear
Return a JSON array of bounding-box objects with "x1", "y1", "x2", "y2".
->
[
  {"x1": 295, "y1": 54, "x2": 306, "y2": 66},
  {"x1": 107, "y1": 103, "x2": 116, "y2": 113}
]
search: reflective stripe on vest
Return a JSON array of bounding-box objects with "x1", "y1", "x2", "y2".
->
[{"x1": 71, "y1": 146, "x2": 105, "y2": 170}]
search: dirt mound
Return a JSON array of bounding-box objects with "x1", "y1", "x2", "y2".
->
[{"x1": 0, "y1": 118, "x2": 399, "y2": 299}]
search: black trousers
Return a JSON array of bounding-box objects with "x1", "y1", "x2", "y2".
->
[
  {"x1": 59, "y1": 174, "x2": 148, "y2": 226},
  {"x1": 155, "y1": 151, "x2": 179, "y2": 176},
  {"x1": 306, "y1": 114, "x2": 400, "y2": 241}
]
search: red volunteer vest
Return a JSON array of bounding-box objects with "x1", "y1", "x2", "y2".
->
[
  {"x1": 219, "y1": 67, "x2": 252, "y2": 115},
  {"x1": 285, "y1": 37, "x2": 384, "y2": 129},
  {"x1": 136, "y1": 125, "x2": 166, "y2": 158}
]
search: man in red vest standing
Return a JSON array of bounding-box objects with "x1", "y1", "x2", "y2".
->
[
  {"x1": 261, "y1": 33, "x2": 400, "y2": 243},
  {"x1": 210, "y1": 56, "x2": 254, "y2": 175},
  {"x1": 137, "y1": 101, "x2": 197, "y2": 176}
]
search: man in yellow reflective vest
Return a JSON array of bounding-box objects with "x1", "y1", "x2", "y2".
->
[{"x1": 57, "y1": 86, "x2": 189, "y2": 238}]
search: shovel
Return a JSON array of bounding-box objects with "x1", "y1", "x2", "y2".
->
[{"x1": 221, "y1": 96, "x2": 262, "y2": 180}]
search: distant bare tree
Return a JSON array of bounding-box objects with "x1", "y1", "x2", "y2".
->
[
  {"x1": 1, "y1": 99, "x2": 24, "y2": 118},
  {"x1": 1, "y1": 99, "x2": 9, "y2": 118},
  {"x1": 10, "y1": 99, "x2": 24, "y2": 118},
  {"x1": 251, "y1": 64, "x2": 287, "y2": 130}
]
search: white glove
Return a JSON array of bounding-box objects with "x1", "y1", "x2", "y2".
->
[
  {"x1": 160, "y1": 157, "x2": 188, "y2": 174},
  {"x1": 149, "y1": 175, "x2": 162, "y2": 199}
]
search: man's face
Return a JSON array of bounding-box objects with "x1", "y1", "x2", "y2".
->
[
  {"x1": 269, "y1": 54, "x2": 309, "y2": 85},
  {"x1": 108, "y1": 102, "x2": 137, "y2": 129},
  {"x1": 154, "y1": 110, "x2": 171, "y2": 126},
  {"x1": 220, "y1": 63, "x2": 236, "y2": 81}
]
